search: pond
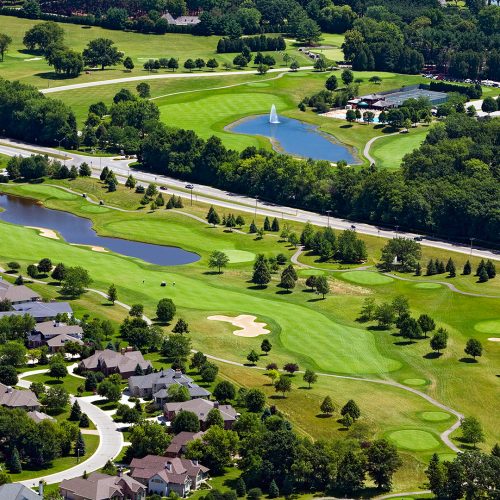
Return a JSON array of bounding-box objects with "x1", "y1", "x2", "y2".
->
[
  {"x1": 0, "y1": 193, "x2": 199, "y2": 266},
  {"x1": 228, "y1": 115, "x2": 358, "y2": 163}
]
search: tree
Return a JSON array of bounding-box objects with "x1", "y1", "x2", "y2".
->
[
  {"x1": 51, "y1": 263, "x2": 66, "y2": 283},
  {"x1": 245, "y1": 388, "x2": 266, "y2": 412},
  {"x1": 207, "y1": 58, "x2": 219, "y2": 70},
  {"x1": 279, "y1": 271, "x2": 296, "y2": 292},
  {"x1": 268, "y1": 479, "x2": 279, "y2": 499},
  {"x1": 399, "y1": 317, "x2": 422, "y2": 341},
  {"x1": 136, "y1": 82, "x2": 150, "y2": 98},
  {"x1": 191, "y1": 351, "x2": 207, "y2": 370},
  {"x1": 341, "y1": 69, "x2": 354, "y2": 85},
  {"x1": 426, "y1": 453, "x2": 446, "y2": 499},
  {"x1": 200, "y1": 362, "x2": 219, "y2": 383},
  {"x1": 107, "y1": 284, "x2": 118, "y2": 304},
  {"x1": 168, "y1": 58, "x2": 179, "y2": 71},
  {"x1": 478, "y1": 267, "x2": 489, "y2": 283},
  {"x1": 464, "y1": 338, "x2": 483, "y2": 360},
  {"x1": 0, "y1": 33, "x2": 12, "y2": 62},
  {"x1": 247, "y1": 350, "x2": 260, "y2": 365},
  {"x1": 8, "y1": 446, "x2": 22, "y2": 473},
  {"x1": 206, "y1": 408, "x2": 224, "y2": 428},
  {"x1": 461, "y1": 416, "x2": 484, "y2": 447},
  {"x1": 162, "y1": 334, "x2": 191, "y2": 363},
  {"x1": 209, "y1": 251, "x2": 230, "y2": 273},
  {"x1": 213, "y1": 381, "x2": 236, "y2": 402},
  {"x1": 374, "y1": 303, "x2": 395, "y2": 329},
  {"x1": 247, "y1": 488, "x2": 262, "y2": 500},
  {"x1": 125, "y1": 175, "x2": 136, "y2": 189},
  {"x1": 365, "y1": 439, "x2": 402, "y2": 490},
  {"x1": 290, "y1": 60, "x2": 300, "y2": 71},
  {"x1": 172, "y1": 410, "x2": 200, "y2": 433},
  {"x1": 446, "y1": 258, "x2": 456, "y2": 277},
  {"x1": 172, "y1": 318, "x2": 189, "y2": 334},
  {"x1": 0, "y1": 365, "x2": 18, "y2": 386},
  {"x1": 129, "y1": 304, "x2": 143, "y2": 317},
  {"x1": 430, "y1": 328, "x2": 448, "y2": 354},
  {"x1": 0, "y1": 342, "x2": 27, "y2": 367},
  {"x1": 44, "y1": 386, "x2": 70, "y2": 413},
  {"x1": 167, "y1": 384, "x2": 190, "y2": 402},
  {"x1": 481, "y1": 96, "x2": 497, "y2": 114},
  {"x1": 257, "y1": 64, "x2": 269, "y2": 75},
  {"x1": 123, "y1": 56, "x2": 134, "y2": 71},
  {"x1": 418, "y1": 314, "x2": 435, "y2": 338},
  {"x1": 183, "y1": 58, "x2": 195, "y2": 72},
  {"x1": 206, "y1": 206, "x2": 220, "y2": 226},
  {"x1": 61, "y1": 267, "x2": 92, "y2": 297},
  {"x1": 325, "y1": 75, "x2": 338, "y2": 91},
  {"x1": 341, "y1": 399, "x2": 360, "y2": 420},
  {"x1": 303, "y1": 369, "x2": 317, "y2": 388},
  {"x1": 336, "y1": 450, "x2": 365, "y2": 494},
  {"x1": 283, "y1": 363, "x2": 299, "y2": 375},
  {"x1": 156, "y1": 298, "x2": 176, "y2": 323},
  {"x1": 49, "y1": 362, "x2": 68, "y2": 380},
  {"x1": 380, "y1": 238, "x2": 421, "y2": 272},
  {"x1": 23, "y1": 21, "x2": 63, "y2": 52},
  {"x1": 295, "y1": 18, "x2": 322, "y2": 45},
  {"x1": 320, "y1": 396, "x2": 334, "y2": 415},
  {"x1": 486, "y1": 260, "x2": 496, "y2": 278},
  {"x1": 275, "y1": 376, "x2": 292, "y2": 398},
  {"x1": 129, "y1": 421, "x2": 171, "y2": 458},
  {"x1": 252, "y1": 257, "x2": 271, "y2": 287},
  {"x1": 97, "y1": 380, "x2": 122, "y2": 402},
  {"x1": 315, "y1": 275, "x2": 329, "y2": 298},
  {"x1": 70, "y1": 400, "x2": 82, "y2": 421},
  {"x1": 83, "y1": 38, "x2": 123, "y2": 70},
  {"x1": 260, "y1": 339, "x2": 272, "y2": 355}
]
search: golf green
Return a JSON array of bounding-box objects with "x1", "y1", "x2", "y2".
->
[
  {"x1": 388, "y1": 430, "x2": 440, "y2": 451},
  {"x1": 80, "y1": 204, "x2": 111, "y2": 214},
  {"x1": 420, "y1": 411, "x2": 451, "y2": 422},
  {"x1": 221, "y1": 249, "x2": 255, "y2": 263},
  {"x1": 474, "y1": 319, "x2": 500, "y2": 334},
  {"x1": 414, "y1": 282, "x2": 442, "y2": 289},
  {"x1": 340, "y1": 271, "x2": 393, "y2": 285},
  {"x1": 403, "y1": 378, "x2": 427, "y2": 386},
  {"x1": 298, "y1": 269, "x2": 325, "y2": 276}
]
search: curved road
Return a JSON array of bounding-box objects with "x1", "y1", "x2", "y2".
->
[
  {"x1": 17, "y1": 370, "x2": 124, "y2": 487},
  {"x1": 363, "y1": 132, "x2": 399, "y2": 164},
  {"x1": 1, "y1": 138, "x2": 498, "y2": 262}
]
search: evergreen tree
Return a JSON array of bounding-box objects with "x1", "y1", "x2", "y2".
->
[
  {"x1": 75, "y1": 431, "x2": 86, "y2": 457},
  {"x1": 235, "y1": 215, "x2": 245, "y2": 228},
  {"x1": 271, "y1": 217, "x2": 280, "y2": 232},
  {"x1": 491, "y1": 443, "x2": 500, "y2": 457},
  {"x1": 173, "y1": 318, "x2": 189, "y2": 334},
  {"x1": 446, "y1": 258, "x2": 456, "y2": 277},
  {"x1": 476, "y1": 259, "x2": 486, "y2": 276},
  {"x1": 263, "y1": 217, "x2": 271, "y2": 231},
  {"x1": 426, "y1": 259, "x2": 436, "y2": 276},
  {"x1": 425, "y1": 453, "x2": 446, "y2": 498},
  {"x1": 437, "y1": 260, "x2": 446, "y2": 274},
  {"x1": 236, "y1": 478, "x2": 246, "y2": 497},
  {"x1": 79, "y1": 413, "x2": 90, "y2": 427},
  {"x1": 279, "y1": 269, "x2": 296, "y2": 291},
  {"x1": 463, "y1": 260, "x2": 472, "y2": 275},
  {"x1": 260, "y1": 339, "x2": 272, "y2": 355},
  {"x1": 8, "y1": 446, "x2": 22, "y2": 473},
  {"x1": 305, "y1": 275, "x2": 317, "y2": 291},
  {"x1": 315, "y1": 276, "x2": 330, "y2": 298},
  {"x1": 99, "y1": 166, "x2": 109, "y2": 181},
  {"x1": 268, "y1": 480, "x2": 279, "y2": 499},
  {"x1": 252, "y1": 256, "x2": 271, "y2": 287},
  {"x1": 249, "y1": 220, "x2": 257, "y2": 233},
  {"x1": 341, "y1": 399, "x2": 360, "y2": 420},
  {"x1": 485, "y1": 260, "x2": 496, "y2": 278},
  {"x1": 478, "y1": 267, "x2": 489, "y2": 283},
  {"x1": 415, "y1": 262, "x2": 422, "y2": 276},
  {"x1": 134, "y1": 363, "x2": 144, "y2": 376},
  {"x1": 166, "y1": 196, "x2": 175, "y2": 209},
  {"x1": 69, "y1": 400, "x2": 82, "y2": 421}
]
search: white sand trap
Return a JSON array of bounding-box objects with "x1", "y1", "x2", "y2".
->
[
  {"x1": 24, "y1": 57, "x2": 42, "y2": 61},
  {"x1": 208, "y1": 314, "x2": 269, "y2": 337},
  {"x1": 488, "y1": 338, "x2": 500, "y2": 342},
  {"x1": 27, "y1": 226, "x2": 59, "y2": 239},
  {"x1": 70, "y1": 243, "x2": 108, "y2": 252}
]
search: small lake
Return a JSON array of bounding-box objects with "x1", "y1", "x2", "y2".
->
[
  {"x1": 0, "y1": 193, "x2": 199, "y2": 266},
  {"x1": 229, "y1": 115, "x2": 357, "y2": 163}
]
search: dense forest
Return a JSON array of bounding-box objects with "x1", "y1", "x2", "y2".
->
[{"x1": 3, "y1": 0, "x2": 499, "y2": 77}]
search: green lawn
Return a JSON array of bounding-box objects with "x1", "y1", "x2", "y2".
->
[
  {"x1": 23, "y1": 373, "x2": 89, "y2": 397},
  {"x1": 370, "y1": 127, "x2": 430, "y2": 169},
  {"x1": 0, "y1": 180, "x2": 499, "y2": 486},
  {"x1": 0, "y1": 15, "x2": 310, "y2": 88}
]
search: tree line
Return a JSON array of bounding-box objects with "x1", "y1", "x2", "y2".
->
[{"x1": 216, "y1": 35, "x2": 286, "y2": 54}]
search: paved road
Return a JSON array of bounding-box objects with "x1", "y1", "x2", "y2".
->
[
  {"x1": 1, "y1": 138, "x2": 498, "y2": 262},
  {"x1": 363, "y1": 132, "x2": 399, "y2": 164},
  {"x1": 17, "y1": 370, "x2": 124, "y2": 486},
  {"x1": 40, "y1": 66, "x2": 314, "y2": 94}
]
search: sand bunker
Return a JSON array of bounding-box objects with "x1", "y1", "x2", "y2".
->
[
  {"x1": 488, "y1": 338, "x2": 500, "y2": 342},
  {"x1": 70, "y1": 244, "x2": 108, "y2": 253},
  {"x1": 208, "y1": 314, "x2": 269, "y2": 337},
  {"x1": 27, "y1": 226, "x2": 59, "y2": 239}
]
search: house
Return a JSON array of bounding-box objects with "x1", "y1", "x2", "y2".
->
[
  {"x1": 161, "y1": 11, "x2": 200, "y2": 25},
  {"x1": 130, "y1": 455, "x2": 208, "y2": 498},
  {"x1": 0, "y1": 279, "x2": 40, "y2": 305},
  {"x1": 8, "y1": 301, "x2": 73, "y2": 322},
  {"x1": 60, "y1": 471, "x2": 146, "y2": 500},
  {"x1": 79, "y1": 348, "x2": 152, "y2": 379},
  {"x1": 27, "y1": 410, "x2": 55, "y2": 424},
  {"x1": 0, "y1": 383, "x2": 40, "y2": 411},
  {"x1": 27, "y1": 320, "x2": 84, "y2": 352},
  {"x1": 128, "y1": 368, "x2": 210, "y2": 407},
  {"x1": 165, "y1": 431, "x2": 205, "y2": 457},
  {"x1": 164, "y1": 399, "x2": 238, "y2": 430},
  {"x1": 0, "y1": 483, "x2": 42, "y2": 500}
]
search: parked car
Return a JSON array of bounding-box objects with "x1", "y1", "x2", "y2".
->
[{"x1": 185, "y1": 184, "x2": 194, "y2": 189}]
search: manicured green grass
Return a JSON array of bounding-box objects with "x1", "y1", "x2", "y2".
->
[
  {"x1": 403, "y1": 378, "x2": 428, "y2": 386},
  {"x1": 370, "y1": 126, "x2": 430, "y2": 169},
  {"x1": 414, "y1": 282, "x2": 442, "y2": 290},
  {"x1": 23, "y1": 373, "x2": 89, "y2": 396},
  {"x1": 387, "y1": 430, "x2": 441, "y2": 451},
  {"x1": 222, "y1": 249, "x2": 256, "y2": 263},
  {"x1": 420, "y1": 411, "x2": 451, "y2": 422},
  {"x1": 474, "y1": 319, "x2": 500, "y2": 334},
  {"x1": 1, "y1": 180, "x2": 499, "y2": 459},
  {"x1": 0, "y1": 15, "x2": 310, "y2": 88},
  {"x1": 340, "y1": 270, "x2": 394, "y2": 285},
  {"x1": 6, "y1": 434, "x2": 99, "y2": 481}
]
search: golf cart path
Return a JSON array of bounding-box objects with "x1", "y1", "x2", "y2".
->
[
  {"x1": 17, "y1": 369, "x2": 124, "y2": 487},
  {"x1": 291, "y1": 247, "x2": 500, "y2": 298},
  {"x1": 363, "y1": 132, "x2": 399, "y2": 164},
  {"x1": 40, "y1": 66, "x2": 313, "y2": 94}
]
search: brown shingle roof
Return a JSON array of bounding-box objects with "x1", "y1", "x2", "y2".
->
[
  {"x1": 0, "y1": 280, "x2": 40, "y2": 303},
  {"x1": 35, "y1": 321, "x2": 83, "y2": 337},
  {"x1": 130, "y1": 455, "x2": 208, "y2": 484},
  {"x1": 0, "y1": 383, "x2": 39, "y2": 409},
  {"x1": 80, "y1": 349, "x2": 151, "y2": 374},
  {"x1": 164, "y1": 399, "x2": 237, "y2": 422}
]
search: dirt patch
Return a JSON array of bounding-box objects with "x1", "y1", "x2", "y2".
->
[
  {"x1": 27, "y1": 226, "x2": 59, "y2": 240},
  {"x1": 488, "y1": 338, "x2": 500, "y2": 342},
  {"x1": 207, "y1": 314, "x2": 270, "y2": 337}
]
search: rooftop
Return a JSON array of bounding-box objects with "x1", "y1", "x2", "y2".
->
[
  {"x1": 164, "y1": 399, "x2": 238, "y2": 422},
  {"x1": 0, "y1": 383, "x2": 39, "y2": 409},
  {"x1": 0, "y1": 279, "x2": 40, "y2": 304}
]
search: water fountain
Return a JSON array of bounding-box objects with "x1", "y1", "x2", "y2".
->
[{"x1": 269, "y1": 104, "x2": 280, "y2": 124}]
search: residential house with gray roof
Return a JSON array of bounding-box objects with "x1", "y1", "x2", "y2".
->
[
  {"x1": 128, "y1": 368, "x2": 210, "y2": 407},
  {"x1": 0, "y1": 383, "x2": 40, "y2": 411},
  {"x1": 164, "y1": 399, "x2": 238, "y2": 430},
  {"x1": 0, "y1": 483, "x2": 42, "y2": 500},
  {"x1": 79, "y1": 348, "x2": 152, "y2": 379},
  {"x1": 0, "y1": 280, "x2": 40, "y2": 305},
  {"x1": 27, "y1": 320, "x2": 83, "y2": 352}
]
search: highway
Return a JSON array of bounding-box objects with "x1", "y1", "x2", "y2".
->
[{"x1": 1, "y1": 138, "x2": 498, "y2": 261}]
